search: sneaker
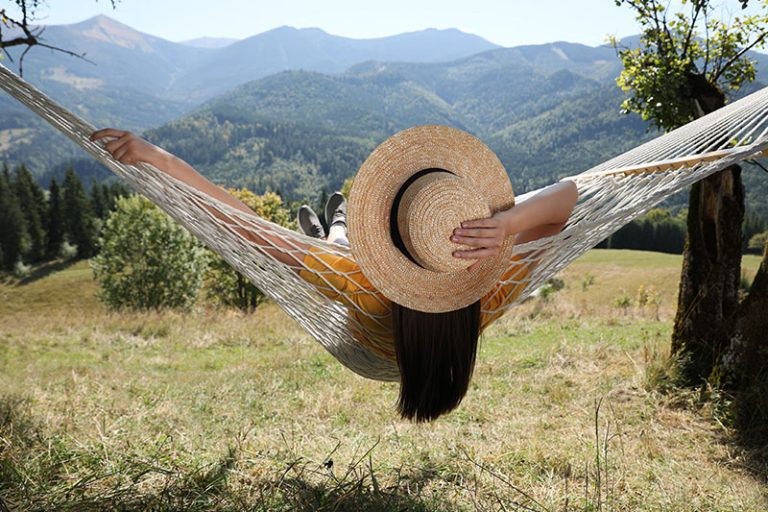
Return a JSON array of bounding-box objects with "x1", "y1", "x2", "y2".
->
[
  {"x1": 298, "y1": 205, "x2": 326, "y2": 239},
  {"x1": 325, "y1": 191, "x2": 347, "y2": 228}
]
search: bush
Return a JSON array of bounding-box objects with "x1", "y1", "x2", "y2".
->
[
  {"x1": 12, "y1": 260, "x2": 31, "y2": 279},
  {"x1": 614, "y1": 293, "x2": 632, "y2": 315},
  {"x1": 91, "y1": 196, "x2": 207, "y2": 311},
  {"x1": 747, "y1": 231, "x2": 768, "y2": 254},
  {"x1": 57, "y1": 241, "x2": 78, "y2": 261},
  {"x1": 205, "y1": 189, "x2": 294, "y2": 312},
  {"x1": 537, "y1": 276, "x2": 565, "y2": 303}
]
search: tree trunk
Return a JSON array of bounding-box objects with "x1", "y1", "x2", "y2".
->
[
  {"x1": 728, "y1": 244, "x2": 768, "y2": 381},
  {"x1": 724, "y1": 242, "x2": 768, "y2": 441},
  {"x1": 671, "y1": 78, "x2": 746, "y2": 384},
  {"x1": 671, "y1": 167, "x2": 745, "y2": 382}
]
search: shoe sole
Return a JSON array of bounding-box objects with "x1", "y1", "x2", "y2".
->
[
  {"x1": 325, "y1": 192, "x2": 345, "y2": 227},
  {"x1": 298, "y1": 206, "x2": 325, "y2": 238}
]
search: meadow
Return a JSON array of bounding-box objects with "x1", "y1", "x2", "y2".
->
[{"x1": 0, "y1": 249, "x2": 766, "y2": 511}]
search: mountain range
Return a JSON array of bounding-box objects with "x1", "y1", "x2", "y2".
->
[
  {"x1": 1, "y1": 15, "x2": 767, "y2": 219},
  {"x1": 0, "y1": 15, "x2": 501, "y2": 169}
]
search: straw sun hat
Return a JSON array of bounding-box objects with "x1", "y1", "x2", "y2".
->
[{"x1": 348, "y1": 125, "x2": 515, "y2": 313}]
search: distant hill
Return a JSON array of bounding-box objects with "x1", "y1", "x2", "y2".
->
[
  {"x1": 144, "y1": 54, "x2": 652, "y2": 204},
  {"x1": 170, "y1": 26, "x2": 501, "y2": 100},
  {"x1": 2, "y1": 16, "x2": 767, "y2": 219},
  {"x1": 2, "y1": 16, "x2": 500, "y2": 105},
  {"x1": 4, "y1": 16, "x2": 210, "y2": 106},
  {"x1": 143, "y1": 48, "x2": 768, "y2": 217},
  {"x1": 0, "y1": 16, "x2": 502, "y2": 170}
]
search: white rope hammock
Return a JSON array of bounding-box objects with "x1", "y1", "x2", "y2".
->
[{"x1": 2, "y1": 62, "x2": 767, "y2": 382}]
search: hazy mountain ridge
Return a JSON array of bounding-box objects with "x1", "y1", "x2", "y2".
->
[
  {"x1": 172, "y1": 26, "x2": 502, "y2": 100},
  {"x1": 143, "y1": 62, "x2": 652, "y2": 203},
  {"x1": 2, "y1": 16, "x2": 767, "y2": 218},
  {"x1": 0, "y1": 15, "x2": 504, "y2": 170}
]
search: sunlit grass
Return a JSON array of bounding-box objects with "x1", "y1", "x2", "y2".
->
[{"x1": 0, "y1": 250, "x2": 765, "y2": 510}]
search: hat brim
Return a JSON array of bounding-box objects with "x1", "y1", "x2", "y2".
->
[{"x1": 348, "y1": 125, "x2": 515, "y2": 313}]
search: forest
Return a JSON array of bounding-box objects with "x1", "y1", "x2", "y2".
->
[{"x1": 2, "y1": 160, "x2": 767, "y2": 280}]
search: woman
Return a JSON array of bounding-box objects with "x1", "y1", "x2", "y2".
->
[{"x1": 91, "y1": 127, "x2": 578, "y2": 422}]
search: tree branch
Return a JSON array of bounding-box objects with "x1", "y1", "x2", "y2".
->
[
  {"x1": 661, "y1": 0, "x2": 675, "y2": 50},
  {"x1": 0, "y1": 1, "x2": 116, "y2": 75},
  {"x1": 745, "y1": 159, "x2": 768, "y2": 174},
  {"x1": 711, "y1": 29, "x2": 768, "y2": 82},
  {"x1": 649, "y1": 0, "x2": 667, "y2": 53},
  {"x1": 0, "y1": 35, "x2": 38, "y2": 48},
  {"x1": 682, "y1": 1, "x2": 705, "y2": 61},
  {"x1": 704, "y1": 7, "x2": 711, "y2": 74}
]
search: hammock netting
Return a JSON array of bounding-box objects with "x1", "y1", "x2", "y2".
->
[{"x1": 2, "y1": 62, "x2": 767, "y2": 381}]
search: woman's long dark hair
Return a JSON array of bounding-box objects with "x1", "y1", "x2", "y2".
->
[{"x1": 392, "y1": 300, "x2": 481, "y2": 422}]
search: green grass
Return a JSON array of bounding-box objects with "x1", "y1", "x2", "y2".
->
[{"x1": 0, "y1": 250, "x2": 766, "y2": 511}]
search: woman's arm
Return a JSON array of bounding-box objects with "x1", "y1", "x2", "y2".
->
[
  {"x1": 90, "y1": 129, "x2": 308, "y2": 267},
  {"x1": 452, "y1": 180, "x2": 578, "y2": 269},
  {"x1": 91, "y1": 129, "x2": 256, "y2": 216}
]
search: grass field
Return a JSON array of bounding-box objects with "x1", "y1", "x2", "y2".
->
[{"x1": 0, "y1": 250, "x2": 766, "y2": 511}]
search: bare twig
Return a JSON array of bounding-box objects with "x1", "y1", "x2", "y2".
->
[
  {"x1": 0, "y1": 1, "x2": 109, "y2": 76},
  {"x1": 704, "y1": 7, "x2": 711, "y2": 74},
  {"x1": 460, "y1": 447, "x2": 551, "y2": 512},
  {"x1": 682, "y1": 1, "x2": 706, "y2": 61},
  {"x1": 18, "y1": 43, "x2": 31, "y2": 76},
  {"x1": 745, "y1": 158, "x2": 768, "y2": 174},
  {"x1": 594, "y1": 397, "x2": 603, "y2": 511}
]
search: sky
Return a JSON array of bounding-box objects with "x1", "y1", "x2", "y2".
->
[
  {"x1": 4, "y1": 0, "x2": 765, "y2": 47},
  {"x1": 1, "y1": 0, "x2": 755, "y2": 47}
]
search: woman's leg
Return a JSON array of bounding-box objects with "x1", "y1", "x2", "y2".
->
[
  {"x1": 326, "y1": 192, "x2": 349, "y2": 246},
  {"x1": 328, "y1": 224, "x2": 349, "y2": 246}
]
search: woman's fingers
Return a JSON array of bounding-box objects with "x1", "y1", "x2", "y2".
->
[
  {"x1": 452, "y1": 234, "x2": 501, "y2": 247},
  {"x1": 94, "y1": 129, "x2": 133, "y2": 162},
  {"x1": 113, "y1": 145, "x2": 131, "y2": 162},
  {"x1": 94, "y1": 130, "x2": 142, "y2": 165},
  {"x1": 461, "y1": 217, "x2": 498, "y2": 229},
  {"x1": 452, "y1": 229, "x2": 500, "y2": 240},
  {"x1": 90, "y1": 128, "x2": 128, "y2": 141},
  {"x1": 453, "y1": 227, "x2": 495, "y2": 238},
  {"x1": 452, "y1": 247, "x2": 500, "y2": 259},
  {"x1": 105, "y1": 135, "x2": 131, "y2": 153}
]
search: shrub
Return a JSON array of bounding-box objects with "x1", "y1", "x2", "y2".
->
[
  {"x1": 205, "y1": 189, "x2": 294, "y2": 312},
  {"x1": 12, "y1": 260, "x2": 31, "y2": 279},
  {"x1": 537, "y1": 276, "x2": 565, "y2": 303},
  {"x1": 614, "y1": 293, "x2": 632, "y2": 315},
  {"x1": 57, "y1": 241, "x2": 78, "y2": 261},
  {"x1": 91, "y1": 196, "x2": 207, "y2": 311},
  {"x1": 747, "y1": 231, "x2": 768, "y2": 254}
]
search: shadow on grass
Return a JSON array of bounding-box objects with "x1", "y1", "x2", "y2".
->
[
  {"x1": 14, "y1": 259, "x2": 79, "y2": 286},
  {"x1": 728, "y1": 381, "x2": 768, "y2": 482},
  {"x1": 0, "y1": 396, "x2": 449, "y2": 512}
]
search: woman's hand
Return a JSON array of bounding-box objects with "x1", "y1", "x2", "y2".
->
[
  {"x1": 451, "y1": 180, "x2": 578, "y2": 271},
  {"x1": 451, "y1": 211, "x2": 509, "y2": 271},
  {"x1": 90, "y1": 129, "x2": 171, "y2": 169}
]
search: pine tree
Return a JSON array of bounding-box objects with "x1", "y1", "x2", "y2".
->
[
  {"x1": 0, "y1": 166, "x2": 27, "y2": 270},
  {"x1": 62, "y1": 168, "x2": 97, "y2": 258},
  {"x1": 106, "y1": 182, "x2": 130, "y2": 213},
  {"x1": 46, "y1": 177, "x2": 65, "y2": 259},
  {"x1": 14, "y1": 165, "x2": 47, "y2": 262},
  {"x1": 90, "y1": 182, "x2": 107, "y2": 219}
]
